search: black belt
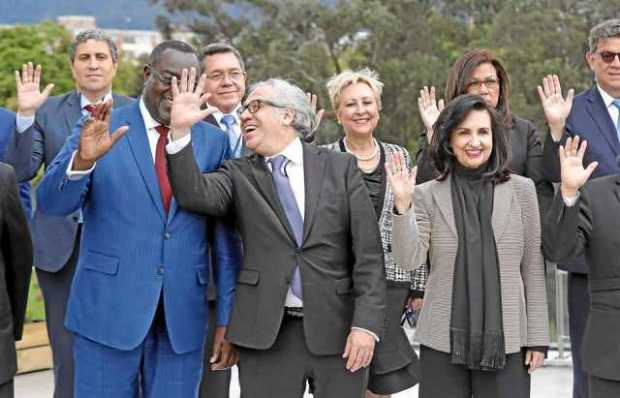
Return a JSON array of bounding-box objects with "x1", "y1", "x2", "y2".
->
[{"x1": 284, "y1": 307, "x2": 304, "y2": 318}]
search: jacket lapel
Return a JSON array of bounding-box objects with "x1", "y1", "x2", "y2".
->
[
  {"x1": 63, "y1": 91, "x2": 82, "y2": 134},
  {"x1": 491, "y1": 180, "x2": 511, "y2": 243},
  {"x1": 586, "y1": 87, "x2": 619, "y2": 156},
  {"x1": 302, "y1": 144, "x2": 326, "y2": 242},
  {"x1": 431, "y1": 176, "x2": 457, "y2": 237},
  {"x1": 249, "y1": 155, "x2": 298, "y2": 243},
  {"x1": 123, "y1": 104, "x2": 166, "y2": 222}
]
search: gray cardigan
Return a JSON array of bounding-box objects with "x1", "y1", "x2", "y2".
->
[{"x1": 391, "y1": 174, "x2": 549, "y2": 354}]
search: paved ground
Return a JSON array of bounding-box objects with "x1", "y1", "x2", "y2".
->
[{"x1": 15, "y1": 364, "x2": 572, "y2": 397}]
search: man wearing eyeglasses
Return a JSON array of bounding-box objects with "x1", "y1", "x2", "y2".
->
[
  {"x1": 198, "y1": 42, "x2": 247, "y2": 398},
  {"x1": 538, "y1": 18, "x2": 620, "y2": 398},
  {"x1": 165, "y1": 77, "x2": 387, "y2": 398},
  {"x1": 35, "y1": 40, "x2": 241, "y2": 397}
]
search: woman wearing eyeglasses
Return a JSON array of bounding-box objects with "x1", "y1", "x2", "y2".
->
[
  {"x1": 323, "y1": 68, "x2": 420, "y2": 398},
  {"x1": 388, "y1": 94, "x2": 549, "y2": 398},
  {"x1": 411, "y1": 48, "x2": 552, "y2": 306}
]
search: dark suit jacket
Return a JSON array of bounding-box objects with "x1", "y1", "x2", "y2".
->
[
  {"x1": 416, "y1": 115, "x2": 553, "y2": 216},
  {"x1": 0, "y1": 163, "x2": 33, "y2": 385},
  {"x1": 543, "y1": 175, "x2": 620, "y2": 381},
  {"x1": 168, "y1": 141, "x2": 387, "y2": 355},
  {"x1": 0, "y1": 108, "x2": 31, "y2": 218},
  {"x1": 4, "y1": 91, "x2": 133, "y2": 272},
  {"x1": 542, "y1": 86, "x2": 620, "y2": 273}
]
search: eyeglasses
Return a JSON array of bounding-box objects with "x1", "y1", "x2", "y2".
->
[
  {"x1": 466, "y1": 78, "x2": 500, "y2": 91},
  {"x1": 239, "y1": 99, "x2": 284, "y2": 115},
  {"x1": 206, "y1": 70, "x2": 245, "y2": 82},
  {"x1": 595, "y1": 51, "x2": 620, "y2": 64},
  {"x1": 146, "y1": 65, "x2": 178, "y2": 87}
]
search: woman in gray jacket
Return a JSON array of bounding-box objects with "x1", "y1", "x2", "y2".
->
[{"x1": 387, "y1": 94, "x2": 549, "y2": 398}]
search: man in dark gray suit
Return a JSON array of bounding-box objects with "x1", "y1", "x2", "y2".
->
[
  {"x1": 166, "y1": 77, "x2": 387, "y2": 397},
  {"x1": 0, "y1": 163, "x2": 33, "y2": 398},
  {"x1": 199, "y1": 42, "x2": 247, "y2": 398},
  {"x1": 543, "y1": 136, "x2": 620, "y2": 397},
  {"x1": 4, "y1": 30, "x2": 132, "y2": 398}
]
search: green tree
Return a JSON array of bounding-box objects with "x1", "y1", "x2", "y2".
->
[{"x1": 0, "y1": 21, "x2": 143, "y2": 111}]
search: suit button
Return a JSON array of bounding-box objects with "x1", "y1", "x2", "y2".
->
[
  {"x1": 164, "y1": 232, "x2": 171, "y2": 240},
  {"x1": 157, "y1": 266, "x2": 164, "y2": 276}
]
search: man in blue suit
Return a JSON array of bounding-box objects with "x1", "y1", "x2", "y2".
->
[
  {"x1": 5, "y1": 30, "x2": 133, "y2": 398},
  {"x1": 36, "y1": 40, "x2": 240, "y2": 398},
  {"x1": 0, "y1": 108, "x2": 31, "y2": 219},
  {"x1": 539, "y1": 18, "x2": 620, "y2": 398}
]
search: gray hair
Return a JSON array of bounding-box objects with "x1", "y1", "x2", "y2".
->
[
  {"x1": 69, "y1": 30, "x2": 118, "y2": 64},
  {"x1": 201, "y1": 42, "x2": 245, "y2": 72},
  {"x1": 249, "y1": 78, "x2": 317, "y2": 140},
  {"x1": 589, "y1": 19, "x2": 620, "y2": 53}
]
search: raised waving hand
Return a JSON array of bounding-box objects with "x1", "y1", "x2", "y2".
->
[
  {"x1": 418, "y1": 86, "x2": 444, "y2": 143},
  {"x1": 558, "y1": 136, "x2": 598, "y2": 199},
  {"x1": 15, "y1": 62, "x2": 55, "y2": 116},
  {"x1": 385, "y1": 152, "x2": 417, "y2": 214},
  {"x1": 169, "y1": 67, "x2": 213, "y2": 140},
  {"x1": 537, "y1": 74, "x2": 574, "y2": 141}
]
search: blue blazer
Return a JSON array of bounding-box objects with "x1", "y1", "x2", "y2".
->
[
  {"x1": 0, "y1": 108, "x2": 31, "y2": 218},
  {"x1": 543, "y1": 85, "x2": 620, "y2": 273},
  {"x1": 4, "y1": 91, "x2": 133, "y2": 272},
  {"x1": 36, "y1": 102, "x2": 241, "y2": 353}
]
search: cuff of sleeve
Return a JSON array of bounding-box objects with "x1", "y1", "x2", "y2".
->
[
  {"x1": 410, "y1": 290, "x2": 424, "y2": 299},
  {"x1": 16, "y1": 113, "x2": 35, "y2": 133},
  {"x1": 527, "y1": 346, "x2": 549, "y2": 357},
  {"x1": 351, "y1": 327, "x2": 380, "y2": 342},
  {"x1": 166, "y1": 134, "x2": 191, "y2": 154},
  {"x1": 66, "y1": 151, "x2": 95, "y2": 180},
  {"x1": 562, "y1": 191, "x2": 580, "y2": 207}
]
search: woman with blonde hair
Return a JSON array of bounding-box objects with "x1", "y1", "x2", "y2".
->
[{"x1": 323, "y1": 68, "x2": 420, "y2": 398}]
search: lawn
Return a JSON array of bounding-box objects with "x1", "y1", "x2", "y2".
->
[{"x1": 26, "y1": 272, "x2": 46, "y2": 322}]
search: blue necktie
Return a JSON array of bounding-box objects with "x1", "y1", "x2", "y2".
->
[
  {"x1": 220, "y1": 114, "x2": 241, "y2": 158},
  {"x1": 613, "y1": 99, "x2": 620, "y2": 143},
  {"x1": 269, "y1": 155, "x2": 303, "y2": 299}
]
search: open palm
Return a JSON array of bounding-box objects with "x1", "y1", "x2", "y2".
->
[
  {"x1": 418, "y1": 86, "x2": 444, "y2": 142},
  {"x1": 559, "y1": 136, "x2": 598, "y2": 195},
  {"x1": 170, "y1": 68, "x2": 213, "y2": 131},
  {"x1": 16, "y1": 62, "x2": 54, "y2": 115},
  {"x1": 77, "y1": 101, "x2": 128, "y2": 165},
  {"x1": 385, "y1": 152, "x2": 417, "y2": 213},
  {"x1": 537, "y1": 74, "x2": 574, "y2": 133}
]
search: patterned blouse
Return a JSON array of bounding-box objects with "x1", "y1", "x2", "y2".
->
[{"x1": 323, "y1": 139, "x2": 427, "y2": 288}]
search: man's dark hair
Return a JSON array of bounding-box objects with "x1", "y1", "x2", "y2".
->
[
  {"x1": 431, "y1": 94, "x2": 511, "y2": 183},
  {"x1": 69, "y1": 29, "x2": 118, "y2": 64},
  {"x1": 201, "y1": 42, "x2": 245, "y2": 72},
  {"x1": 149, "y1": 40, "x2": 198, "y2": 69}
]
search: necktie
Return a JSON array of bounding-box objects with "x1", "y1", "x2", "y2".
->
[
  {"x1": 154, "y1": 126, "x2": 172, "y2": 214},
  {"x1": 220, "y1": 114, "x2": 241, "y2": 158},
  {"x1": 612, "y1": 99, "x2": 620, "y2": 143},
  {"x1": 269, "y1": 155, "x2": 303, "y2": 299},
  {"x1": 83, "y1": 104, "x2": 96, "y2": 115}
]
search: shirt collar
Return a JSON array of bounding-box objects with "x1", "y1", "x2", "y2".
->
[
  {"x1": 80, "y1": 91, "x2": 113, "y2": 109},
  {"x1": 138, "y1": 97, "x2": 164, "y2": 131},
  {"x1": 265, "y1": 137, "x2": 303, "y2": 167},
  {"x1": 596, "y1": 84, "x2": 618, "y2": 108},
  {"x1": 211, "y1": 104, "x2": 242, "y2": 126}
]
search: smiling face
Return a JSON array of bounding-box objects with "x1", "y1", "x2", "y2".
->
[
  {"x1": 240, "y1": 85, "x2": 296, "y2": 156},
  {"x1": 203, "y1": 52, "x2": 246, "y2": 114},
  {"x1": 142, "y1": 48, "x2": 200, "y2": 126},
  {"x1": 336, "y1": 82, "x2": 380, "y2": 138},
  {"x1": 465, "y1": 62, "x2": 500, "y2": 109},
  {"x1": 449, "y1": 109, "x2": 493, "y2": 169},
  {"x1": 70, "y1": 39, "x2": 118, "y2": 100},
  {"x1": 587, "y1": 36, "x2": 620, "y2": 97}
]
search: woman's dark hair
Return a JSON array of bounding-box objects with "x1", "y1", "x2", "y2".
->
[
  {"x1": 430, "y1": 94, "x2": 511, "y2": 183},
  {"x1": 444, "y1": 48, "x2": 512, "y2": 126}
]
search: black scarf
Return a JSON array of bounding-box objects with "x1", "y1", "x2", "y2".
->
[{"x1": 449, "y1": 164, "x2": 506, "y2": 370}]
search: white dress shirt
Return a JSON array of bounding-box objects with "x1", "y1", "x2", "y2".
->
[
  {"x1": 167, "y1": 135, "x2": 378, "y2": 340},
  {"x1": 67, "y1": 97, "x2": 169, "y2": 178}
]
